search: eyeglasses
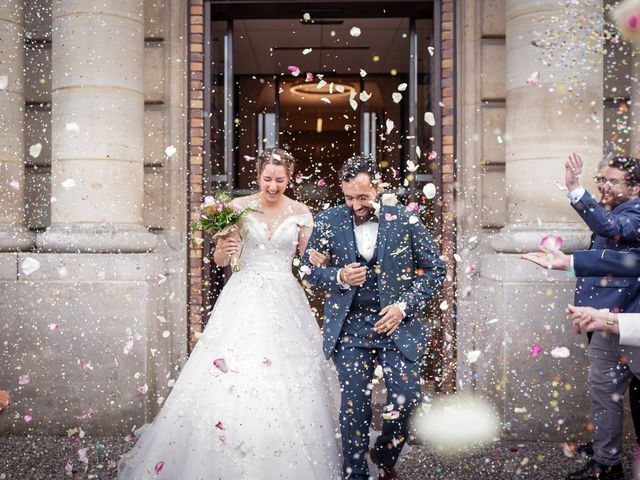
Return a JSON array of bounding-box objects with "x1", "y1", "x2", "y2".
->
[{"x1": 594, "y1": 176, "x2": 627, "y2": 186}]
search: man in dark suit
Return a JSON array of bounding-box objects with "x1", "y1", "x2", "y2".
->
[
  {"x1": 302, "y1": 156, "x2": 445, "y2": 480},
  {"x1": 524, "y1": 154, "x2": 640, "y2": 480},
  {"x1": 566, "y1": 154, "x2": 640, "y2": 466}
]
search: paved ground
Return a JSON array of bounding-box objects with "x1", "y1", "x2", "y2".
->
[{"x1": 0, "y1": 436, "x2": 636, "y2": 479}]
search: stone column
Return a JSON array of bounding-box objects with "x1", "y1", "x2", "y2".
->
[
  {"x1": 36, "y1": 0, "x2": 156, "y2": 252},
  {"x1": 492, "y1": 0, "x2": 603, "y2": 253},
  {"x1": 471, "y1": 0, "x2": 603, "y2": 440},
  {"x1": 0, "y1": 0, "x2": 35, "y2": 250}
]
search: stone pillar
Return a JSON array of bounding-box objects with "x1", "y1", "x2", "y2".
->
[
  {"x1": 469, "y1": 0, "x2": 603, "y2": 440},
  {"x1": 0, "y1": 0, "x2": 35, "y2": 250},
  {"x1": 492, "y1": 0, "x2": 602, "y2": 253},
  {"x1": 36, "y1": 0, "x2": 156, "y2": 252}
]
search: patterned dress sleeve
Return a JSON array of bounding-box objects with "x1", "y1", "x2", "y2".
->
[{"x1": 296, "y1": 211, "x2": 314, "y2": 229}]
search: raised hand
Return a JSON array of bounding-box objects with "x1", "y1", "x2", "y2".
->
[
  {"x1": 565, "y1": 152, "x2": 583, "y2": 192},
  {"x1": 339, "y1": 262, "x2": 368, "y2": 287},
  {"x1": 309, "y1": 249, "x2": 331, "y2": 267},
  {"x1": 566, "y1": 304, "x2": 618, "y2": 335},
  {"x1": 520, "y1": 247, "x2": 572, "y2": 270}
]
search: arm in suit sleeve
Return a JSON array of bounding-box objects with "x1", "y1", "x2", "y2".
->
[
  {"x1": 572, "y1": 191, "x2": 640, "y2": 243},
  {"x1": 300, "y1": 211, "x2": 342, "y2": 292},
  {"x1": 573, "y1": 248, "x2": 640, "y2": 277},
  {"x1": 396, "y1": 215, "x2": 446, "y2": 316}
]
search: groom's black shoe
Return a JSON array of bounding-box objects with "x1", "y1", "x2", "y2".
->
[
  {"x1": 565, "y1": 459, "x2": 624, "y2": 480},
  {"x1": 369, "y1": 448, "x2": 398, "y2": 479}
]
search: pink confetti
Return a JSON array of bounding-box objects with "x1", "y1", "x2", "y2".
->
[
  {"x1": 137, "y1": 384, "x2": 148, "y2": 395},
  {"x1": 540, "y1": 234, "x2": 563, "y2": 252},
  {"x1": 65, "y1": 460, "x2": 74, "y2": 475},
  {"x1": 305, "y1": 72, "x2": 314, "y2": 82},
  {"x1": 317, "y1": 179, "x2": 326, "y2": 187},
  {"x1": 215, "y1": 421, "x2": 225, "y2": 430},
  {"x1": 263, "y1": 358, "x2": 272, "y2": 366},
  {"x1": 406, "y1": 202, "x2": 420, "y2": 213},
  {"x1": 49, "y1": 323, "x2": 60, "y2": 330},
  {"x1": 77, "y1": 447, "x2": 89, "y2": 464},
  {"x1": 24, "y1": 413, "x2": 33, "y2": 423},
  {"x1": 630, "y1": 15, "x2": 638, "y2": 30},
  {"x1": 9, "y1": 180, "x2": 20, "y2": 191},
  {"x1": 530, "y1": 344, "x2": 543, "y2": 357},
  {"x1": 76, "y1": 408, "x2": 95, "y2": 419},
  {"x1": 155, "y1": 461, "x2": 165, "y2": 474},
  {"x1": 526, "y1": 71, "x2": 540, "y2": 86},
  {"x1": 213, "y1": 358, "x2": 229, "y2": 373},
  {"x1": 18, "y1": 374, "x2": 31, "y2": 385},
  {"x1": 123, "y1": 337, "x2": 134, "y2": 355},
  {"x1": 384, "y1": 213, "x2": 397, "y2": 221},
  {"x1": 287, "y1": 65, "x2": 300, "y2": 76}
]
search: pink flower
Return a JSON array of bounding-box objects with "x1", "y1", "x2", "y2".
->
[
  {"x1": 213, "y1": 358, "x2": 229, "y2": 373},
  {"x1": 155, "y1": 461, "x2": 165, "y2": 474},
  {"x1": 540, "y1": 234, "x2": 563, "y2": 252},
  {"x1": 203, "y1": 195, "x2": 215, "y2": 206},
  {"x1": 317, "y1": 179, "x2": 326, "y2": 187},
  {"x1": 65, "y1": 460, "x2": 74, "y2": 475},
  {"x1": 406, "y1": 202, "x2": 420, "y2": 213},
  {"x1": 530, "y1": 344, "x2": 543, "y2": 357}
]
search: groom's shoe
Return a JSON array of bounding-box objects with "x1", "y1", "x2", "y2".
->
[
  {"x1": 369, "y1": 448, "x2": 398, "y2": 479},
  {"x1": 566, "y1": 459, "x2": 624, "y2": 480}
]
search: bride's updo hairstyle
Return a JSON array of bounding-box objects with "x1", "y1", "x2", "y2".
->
[{"x1": 256, "y1": 147, "x2": 296, "y2": 180}]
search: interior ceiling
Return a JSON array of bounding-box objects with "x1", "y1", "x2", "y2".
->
[{"x1": 226, "y1": 18, "x2": 432, "y2": 75}]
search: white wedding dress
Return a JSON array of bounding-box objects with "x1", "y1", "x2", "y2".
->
[{"x1": 118, "y1": 212, "x2": 342, "y2": 480}]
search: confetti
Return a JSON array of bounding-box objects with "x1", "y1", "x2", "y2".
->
[
  {"x1": 349, "y1": 26, "x2": 361, "y2": 37},
  {"x1": 302, "y1": 48, "x2": 312, "y2": 55},
  {"x1": 20, "y1": 257, "x2": 41, "y2": 276},
  {"x1": 0, "y1": 76, "x2": 7, "y2": 90},
  {"x1": 530, "y1": 344, "x2": 543, "y2": 357},
  {"x1": 18, "y1": 374, "x2": 31, "y2": 385},
  {"x1": 392, "y1": 92, "x2": 403, "y2": 103},
  {"x1": 526, "y1": 71, "x2": 540, "y2": 86},
  {"x1": 213, "y1": 358, "x2": 229, "y2": 373},
  {"x1": 424, "y1": 112, "x2": 436, "y2": 126},
  {"x1": 29, "y1": 143, "x2": 42, "y2": 158},
  {"x1": 61, "y1": 178, "x2": 77, "y2": 190},
  {"x1": 165, "y1": 145, "x2": 177, "y2": 158},
  {"x1": 423, "y1": 183, "x2": 437, "y2": 199},
  {"x1": 550, "y1": 346, "x2": 570, "y2": 359}
]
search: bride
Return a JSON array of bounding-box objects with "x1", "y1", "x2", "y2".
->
[{"x1": 118, "y1": 148, "x2": 341, "y2": 479}]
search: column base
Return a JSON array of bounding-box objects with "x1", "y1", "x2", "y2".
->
[
  {"x1": 490, "y1": 223, "x2": 591, "y2": 253},
  {"x1": 0, "y1": 224, "x2": 36, "y2": 251},
  {"x1": 36, "y1": 223, "x2": 158, "y2": 253}
]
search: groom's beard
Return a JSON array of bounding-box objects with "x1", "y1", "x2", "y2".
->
[{"x1": 351, "y1": 206, "x2": 378, "y2": 226}]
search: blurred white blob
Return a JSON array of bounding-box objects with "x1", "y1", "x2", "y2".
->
[
  {"x1": 412, "y1": 395, "x2": 500, "y2": 455},
  {"x1": 350, "y1": 26, "x2": 361, "y2": 37},
  {"x1": 29, "y1": 143, "x2": 42, "y2": 158},
  {"x1": 0, "y1": 76, "x2": 7, "y2": 89},
  {"x1": 65, "y1": 122, "x2": 80, "y2": 134},
  {"x1": 165, "y1": 145, "x2": 177, "y2": 158},
  {"x1": 20, "y1": 257, "x2": 41, "y2": 276},
  {"x1": 381, "y1": 193, "x2": 398, "y2": 206},
  {"x1": 423, "y1": 183, "x2": 437, "y2": 199},
  {"x1": 61, "y1": 178, "x2": 77, "y2": 190},
  {"x1": 392, "y1": 92, "x2": 403, "y2": 103}
]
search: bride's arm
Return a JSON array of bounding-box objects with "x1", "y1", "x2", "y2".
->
[{"x1": 213, "y1": 197, "x2": 244, "y2": 267}]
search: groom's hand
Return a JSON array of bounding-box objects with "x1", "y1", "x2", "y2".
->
[
  {"x1": 340, "y1": 263, "x2": 368, "y2": 286},
  {"x1": 375, "y1": 305, "x2": 404, "y2": 336}
]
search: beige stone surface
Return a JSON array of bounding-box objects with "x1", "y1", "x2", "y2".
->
[
  {"x1": 24, "y1": 109, "x2": 51, "y2": 167},
  {"x1": 24, "y1": 169, "x2": 51, "y2": 229},
  {"x1": 481, "y1": 106, "x2": 505, "y2": 163},
  {"x1": 482, "y1": 0, "x2": 505, "y2": 36},
  {"x1": 481, "y1": 163, "x2": 506, "y2": 227},
  {"x1": 144, "y1": 42, "x2": 166, "y2": 102},
  {"x1": 144, "y1": 106, "x2": 166, "y2": 165},
  {"x1": 24, "y1": 45, "x2": 51, "y2": 103},
  {"x1": 481, "y1": 40, "x2": 506, "y2": 100},
  {"x1": 143, "y1": 167, "x2": 166, "y2": 229}
]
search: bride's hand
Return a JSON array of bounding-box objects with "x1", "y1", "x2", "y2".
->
[
  {"x1": 217, "y1": 236, "x2": 239, "y2": 258},
  {"x1": 309, "y1": 249, "x2": 331, "y2": 267}
]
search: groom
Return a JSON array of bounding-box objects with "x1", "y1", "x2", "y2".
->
[{"x1": 302, "y1": 156, "x2": 445, "y2": 479}]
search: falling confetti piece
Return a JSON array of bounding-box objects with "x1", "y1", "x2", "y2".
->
[
  {"x1": 550, "y1": 346, "x2": 570, "y2": 359},
  {"x1": 0, "y1": 76, "x2": 7, "y2": 90},
  {"x1": 440, "y1": 300, "x2": 449, "y2": 310},
  {"x1": 137, "y1": 384, "x2": 148, "y2": 395},
  {"x1": 213, "y1": 358, "x2": 229, "y2": 373},
  {"x1": 61, "y1": 178, "x2": 77, "y2": 190},
  {"x1": 123, "y1": 337, "x2": 134, "y2": 355},
  {"x1": 423, "y1": 183, "x2": 436, "y2": 199},
  {"x1": 321, "y1": 97, "x2": 331, "y2": 104},
  {"x1": 406, "y1": 160, "x2": 418, "y2": 173},
  {"x1": 526, "y1": 71, "x2": 540, "y2": 86},
  {"x1": 165, "y1": 145, "x2": 177, "y2": 158},
  {"x1": 398, "y1": 83, "x2": 408, "y2": 91},
  {"x1": 360, "y1": 69, "x2": 367, "y2": 77},
  {"x1": 392, "y1": 92, "x2": 403, "y2": 103},
  {"x1": 540, "y1": 234, "x2": 563, "y2": 252},
  {"x1": 428, "y1": 46, "x2": 435, "y2": 56},
  {"x1": 262, "y1": 358, "x2": 272, "y2": 366},
  {"x1": 350, "y1": 26, "x2": 361, "y2": 37},
  {"x1": 466, "y1": 350, "x2": 481, "y2": 364},
  {"x1": 65, "y1": 122, "x2": 80, "y2": 134},
  {"x1": 302, "y1": 12, "x2": 310, "y2": 21},
  {"x1": 154, "y1": 461, "x2": 165, "y2": 474},
  {"x1": 562, "y1": 442, "x2": 575, "y2": 458},
  {"x1": 382, "y1": 193, "x2": 398, "y2": 206},
  {"x1": 385, "y1": 118, "x2": 395, "y2": 135},
  {"x1": 18, "y1": 374, "x2": 30, "y2": 385},
  {"x1": 29, "y1": 143, "x2": 42, "y2": 158},
  {"x1": 409, "y1": 215, "x2": 419, "y2": 225},
  {"x1": 374, "y1": 365, "x2": 384, "y2": 378},
  {"x1": 24, "y1": 413, "x2": 33, "y2": 423},
  {"x1": 384, "y1": 213, "x2": 397, "y2": 221},
  {"x1": 359, "y1": 91, "x2": 372, "y2": 102},
  {"x1": 287, "y1": 65, "x2": 301, "y2": 76},
  {"x1": 20, "y1": 257, "x2": 40, "y2": 276},
  {"x1": 302, "y1": 48, "x2": 312, "y2": 55},
  {"x1": 530, "y1": 344, "x2": 543, "y2": 357},
  {"x1": 9, "y1": 180, "x2": 20, "y2": 191},
  {"x1": 424, "y1": 112, "x2": 436, "y2": 126},
  {"x1": 514, "y1": 407, "x2": 527, "y2": 414},
  {"x1": 77, "y1": 448, "x2": 89, "y2": 464},
  {"x1": 49, "y1": 323, "x2": 60, "y2": 330}
]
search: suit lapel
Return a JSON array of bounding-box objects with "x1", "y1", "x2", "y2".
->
[
  {"x1": 339, "y1": 205, "x2": 357, "y2": 264},
  {"x1": 376, "y1": 205, "x2": 390, "y2": 264}
]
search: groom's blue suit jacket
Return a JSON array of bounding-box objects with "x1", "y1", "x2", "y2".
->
[
  {"x1": 302, "y1": 204, "x2": 445, "y2": 362},
  {"x1": 572, "y1": 191, "x2": 640, "y2": 313}
]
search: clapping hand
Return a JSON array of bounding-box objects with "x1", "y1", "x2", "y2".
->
[
  {"x1": 309, "y1": 249, "x2": 331, "y2": 267},
  {"x1": 520, "y1": 247, "x2": 572, "y2": 271},
  {"x1": 565, "y1": 152, "x2": 583, "y2": 192}
]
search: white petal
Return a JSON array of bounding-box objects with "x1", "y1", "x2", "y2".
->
[
  {"x1": 360, "y1": 69, "x2": 367, "y2": 77},
  {"x1": 0, "y1": 75, "x2": 7, "y2": 90},
  {"x1": 65, "y1": 122, "x2": 80, "y2": 134},
  {"x1": 302, "y1": 48, "x2": 313, "y2": 55},
  {"x1": 385, "y1": 118, "x2": 395, "y2": 135},
  {"x1": 61, "y1": 178, "x2": 77, "y2": 190},
  {"x1": 29, "y1": 143, "x2": 42, "y2": 158},
  {"x1": 424, "y1": 112, "x2": 436, "y2": 126},
  {"x1": 392, "y1": 92, "x2": 403, "y2": 103},
  {"x1": 20, "y1": 257, "x2": 41, "y2": 276},
  {"x1": 350, "y1": 26, "x2": 361, "y2": 37},
  {"x1": 165, "y1": 145, "x2": 177, "y2": 158},
  {"x1": 359, "y1": 90, "x2": 372, "y2": 102},
  {"x1": 398, "y1": 83, "x2": 408, "y2": 91},
  {"x1": 423, "y1": 183, "x2": 437, "y2": 199}
]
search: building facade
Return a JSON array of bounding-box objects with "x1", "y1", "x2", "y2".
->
[{"x1": 0, "y1": 0, "x2": 619, "y2": 441}]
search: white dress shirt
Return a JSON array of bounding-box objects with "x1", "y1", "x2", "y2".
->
[
  {"x1": 567, "y1": 186, "x2": 586, "y2": 205},
  {"x1": 617, "y1": 313, "x2": 640, "y2": 347}
]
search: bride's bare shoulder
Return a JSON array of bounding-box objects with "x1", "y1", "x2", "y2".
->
[
  {"x1": 286, "y1": 198, "x2": 311, "y2": 217},
  {"x1": 232, "y1": 194, "x2": 257, "y2": 209}
]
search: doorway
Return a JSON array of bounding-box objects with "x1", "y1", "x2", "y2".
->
[{"x1": 198, "y1": 0, "x2": 452, "y2": 389}]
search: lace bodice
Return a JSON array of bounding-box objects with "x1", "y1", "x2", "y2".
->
[{"x1": 237, "y1": 212, "x2": 313, "y2": 273}]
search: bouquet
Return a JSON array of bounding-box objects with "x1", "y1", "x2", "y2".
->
[{"x1": 191, "y1": 191, "x2": 257, "y2": 272}]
